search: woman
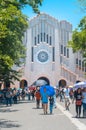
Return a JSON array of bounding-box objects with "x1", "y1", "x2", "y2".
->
[
  {"x1": 41, "y1": 87, "x2": 48, "y2": 114},
  {"x1": 74, "y1": 88, "x2": 82, "y2": 118}
]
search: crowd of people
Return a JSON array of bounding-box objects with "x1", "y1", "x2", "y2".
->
[
  {"x1": 0, "y1": 85, "x2": 57, "y2": 115},
  {"x1": 0, "y1": 85, "x2": 86, "y2": 118},
  {"x1": 0, "y1": 87, "x2": 36, "y2": 106},
  {"x1": 58, "y1": 86, "x2": 86, "y2": 118}
]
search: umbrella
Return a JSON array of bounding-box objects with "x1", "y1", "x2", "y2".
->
[
  {"x1": 35, "y1": 79, "x2": 47, "y2": 86},
  {"x1": 40, "y1": 85, "x2": 55, "y2": 96},
  {"x1": 74, "y1": 81, "x2": 86, "y2": 89}
]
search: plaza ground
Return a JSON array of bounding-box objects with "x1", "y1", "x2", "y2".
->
[{"x1": 0, "y1": 98, "x2": 86, "y2": 130}]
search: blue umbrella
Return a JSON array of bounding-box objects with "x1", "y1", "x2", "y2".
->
[{"x1": 40, "y1": 85, "x2": 55, "y2": 96}]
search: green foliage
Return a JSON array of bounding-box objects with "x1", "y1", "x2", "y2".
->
[
  {"x1": 0, "y1": 0, "x2": 43, "y2": 13},
  {"x1": 0, "y1": 4, "x2": 28, "y2": 65},
  {"x1": 78, "y1": 16, "x2": 86, "y2": 30},
  {"x1": 0, "y1": 0, "x2": 43, "y2": 86},
  {"x1": 77, "y1": 0, "x2": 86, "y2": 12},
  {"x1": 68, "y1": 16, "x2": 86, "y2": 58}
]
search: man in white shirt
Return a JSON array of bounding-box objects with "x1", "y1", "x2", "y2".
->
[{"x1": 64, "y1": 86, "x2": 71, "y2": 110}]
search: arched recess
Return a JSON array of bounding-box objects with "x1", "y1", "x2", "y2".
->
[
  {"x1": 20, "y1": 79, "x2": 28, "y2": 89},
  {"x1": 58, "y1": 79, "x2": 67, "y2": 88},
  {"x1": 37, "y1": 76, "x2": 50, "y2": 85}
]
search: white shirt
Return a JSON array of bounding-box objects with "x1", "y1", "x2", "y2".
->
[{"x1": 64, "y1": 88, "x2": 70, "y2": 98}]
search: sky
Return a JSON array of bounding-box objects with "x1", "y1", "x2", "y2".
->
[{"x1": 22, "y1": 0, "x2": 85, "y2": 30}]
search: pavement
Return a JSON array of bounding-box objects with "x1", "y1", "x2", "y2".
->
[{"x1": 0, "y1": 98, "x2": 86, "y2": 130}]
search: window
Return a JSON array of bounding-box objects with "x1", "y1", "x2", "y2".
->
[
  {"x1": 50, "y1": 36, "x2": 52, "y2": 45},
  {"x1": 44, "y1": 33, "x2": 46, "y2": 42},
  {"x1": 38, "y1": 34, "x2": 39, "y2": 43},
  {"x1": 52, "y1": 47, "x2": 55, "y2": 61},
  {"x1": 64, "y1": 46, "x2": 66, "y2": 56},
  {"x1": 82, "y1": 61, "x2": 84, "y2": 71},
  {"x1": 67, "y1": 48, "x2": 69, "y2": 58},
  {"x1": 47, "y1": 34, "x2": 48, "y2": 43},
  {"x1": 41, "y1": 33, "x2": 42, "y2": 42},
  {"x1": 79, "y1": 60, "x2": 81, "y2": 69},
  {"x1": 34, "y1": 37, "x2": 36, "y2": 45},
  {"x1": 31, "y1": 47, "x2": 34, "y2": 62},
  {"x1": 76, "y1": 58, "x2": 78, "y2": 65},
  {"x1": 61, "y1": 45, "x2": 63, "y2": 54}
]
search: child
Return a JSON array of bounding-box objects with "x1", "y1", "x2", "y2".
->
[
  {"x1": 49, "y1": 96, "x2": 54, "y2": 114},
  {"x1": 35, "y1": 89, "x2": 41, "y2": 108}
]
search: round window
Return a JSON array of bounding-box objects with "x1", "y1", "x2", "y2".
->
[{"x1": 37, "y1": 51, "x2": 49, "y2": 63}]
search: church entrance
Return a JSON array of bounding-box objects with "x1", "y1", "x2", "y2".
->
[
  {"x1": 20, "y1": 79, "x2": 28, "y2": 89},
  {"x1": 59, "y1": 79, "x2": 66, "y2": 88},
  {"x1": 34, "y1": 77, "x2": 50, "y2": 86}
]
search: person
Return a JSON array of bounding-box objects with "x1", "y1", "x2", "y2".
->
[
  {"x1": 35, "y1": 88, "x2": 41, "y2": 108},
  {"x1": 82, "y1": 88, "x2": 86, "y2": 118},
  {"x1": 53, "y1": 86, "x2": 57, "y2": 108},
  {"x1": 5, "y1": 87, "x2": 13, "y2": 106},
  {"x1": 31, "y1": 90, "x2": 35, "y2": 101},
  {"x1": 13, "y1": 89, "x2": 17, "y2": 104},
  {"x1": 64, "y1": 86, "x2": 71, "y2": 110},
  {"x1": 49, "y1": 96, "x2": 54, "y2": 114},
  {"x1": 73, "y1": 88, "x2": 82, "y2": 118},
  {"x1": 69, "y1": 89, "x2": 74, "y2": 102},
  {"x1": 41, "y1": 87, "x2": 48, "y2": 114},
  {"x1": 17, "y1": 89, "x2": 21, "y2": 101},
  {"x1": 59, "y1": 87, "x2": 64, "y2": 102},
  {"x1": 0, "y1": 90, "x2": 3, "y2": 104},
  {"x1": 21, "y1": 89, "x2": 26, "y2": 100},
  {"x1": 27, "y1": 89, "x2": 31, "y2": 101}
]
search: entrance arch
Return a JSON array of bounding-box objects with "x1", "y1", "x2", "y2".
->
[
  {"x1": 20, "y1": 79, "x2": 28, "y2": 89},
  {"x1": 59, "y1": 79, "x2": 66, "y2": 88},
  {"x1": 37, "y1": 77, "x2": 50, "y2": 85}
]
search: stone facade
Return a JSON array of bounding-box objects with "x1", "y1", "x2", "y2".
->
[{"x1": 18, "y1": 13, "x2": 85, "y2": 88}]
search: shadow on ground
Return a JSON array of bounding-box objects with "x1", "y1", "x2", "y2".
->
[
  {"x1": 72, "y1": 116, "x2": 86, "y2": 119},
  {"x1": 32, "y1": 107, "x2": 43, "y2": 109},
  {"x1": 17, "y1": 100, "x2": 35, "y2": 104},
  {"x1": 0, "y1": 119, "x2": 21, "y2": 128},
  {"x1": 0, "y1": 108, "x2": 19, "y2": 113}
]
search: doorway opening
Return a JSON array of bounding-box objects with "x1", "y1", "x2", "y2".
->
[
  {"x1": 20, "y1": 79, "x2": 28, "y2": 89},
  {"x1": 59, "y1": 79, "x2": 66, "y2": 88}
]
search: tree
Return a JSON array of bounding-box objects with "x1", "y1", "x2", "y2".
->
[
  {"x1": 0, "y1": 0, "x2": 43, "y2": 87},
  {"x1": 68, "y1": 16, "x2": 86, "y2": 64},
  {"x1": 77, "y1": 0, "x2": 86, "y2": 12},
  {"x1": 68, "y1": 0, "x2": 86, "y2": 68}
]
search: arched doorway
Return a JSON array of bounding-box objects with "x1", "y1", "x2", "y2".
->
[
  {"x1": 37, "y1": 77, "x2": 50, "y2": 85},
  {"x1": 20, "y1": 80, "x2": 28, "y2": 89},
  {"x1": 33, "y1": 77, "x2": 50, "y2": 86},
  {"x1": 32, "y1": 77, "x2": 50, "y2": 86},
  {"x1": 59, "y1": 79, "x2": 66, "y2": 88}
]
